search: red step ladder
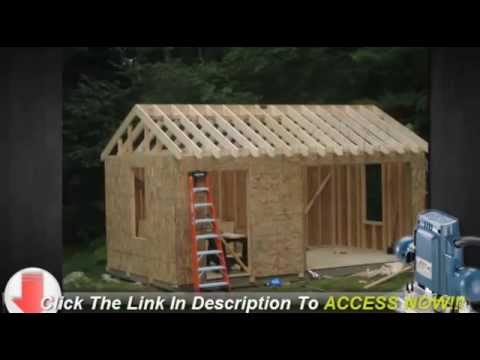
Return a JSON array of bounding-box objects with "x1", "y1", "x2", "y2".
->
[{"x1": 188, "y1": 171, "x2": 230, "y2": 291}]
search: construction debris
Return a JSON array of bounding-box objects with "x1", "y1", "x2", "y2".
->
[
  {"x1": 63, "y1": 271, "x2": 88, "y2": 285},
  {"x1": 364, "y1": 265, "x2": 413, "y2": 289},
  {"x1": 101, "y1": 273, "x2": 121, "y2": 283},
  {"x1": 307, "y1": 270, "x2": 320, "y2": 279},
  {"x1": 354, "y1": 262, "x2": 404, "y2": 279}
]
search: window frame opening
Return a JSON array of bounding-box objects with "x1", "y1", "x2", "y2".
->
[
  {"x1": 364, "y1": 163, "x2": 383, "y2": 223},
  {"x1": 132, "y1": 167, "x2": 147, "y2": 238}
]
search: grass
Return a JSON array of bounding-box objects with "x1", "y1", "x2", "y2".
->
[
  {"x1": 63, "y1": 238, "x2": 152, "y2": 292},
  {"x1": 237, "y1": 271, "x2": 412, "y2": 292},
  {"x1": 64, "y1": 239, "x2": 412, "y2": 293}
]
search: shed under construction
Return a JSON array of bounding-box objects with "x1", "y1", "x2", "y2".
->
[{"x1": 101, "y1": 104, "x2": 428, "y2": 287}]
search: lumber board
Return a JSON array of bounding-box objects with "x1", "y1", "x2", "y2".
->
[
  {"x1": 153, "y1": 105, "x2": 203, "y2": 158},
  {"x1": 348, "y1": 105, "x2": 405, "y2": 154},
  {"x1": 101, "y1": 107, "x2": 137, "y2": 160},
  {"x1": 188, "y1": 104, "x2": 240, "y2": 158},
  {"x1": 364, "y1": 265, "x2": 413, "y2": 289},
  {"x1": 252, "y1": 105, "x2": 309, "y2": 156},
  {"x1": 222, "y1": 105, "x2": 275, "y2": 157},
  {"x1": 300, "y1": 105, "x2": 360, "y2": 155},
  {"x1": 304, "y1": 171, "x2": 332, "y2": 215},
  {"x1": 325, "y1": 106, "x2": 376, "y2": 155},
  {"x1": 236, "y1": 105, "x2": 293, "y2": 156},
  {"x1": 169, "y1": 104, "x2": 222, "y2": 159},
  {"x1": 268, "y1": 105, "x2": 326, "y2": 156},
  {"x1": 136, "y1": 105, "x2": 183, "y2": 159},
  {"x1": 284, "y1": 105, "x2": 342, "y2": 156},
  {"x1": 205, "y1": 105, "x2": 260, "y2": 157}
]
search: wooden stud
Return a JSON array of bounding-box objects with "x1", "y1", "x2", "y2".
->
[
  {"x1": 356, "y1": 164, "x2": 363, "y2": 248},
  {"x1": 360, "y1": 164, "x2": 367, "y2": 248},
  {"x1": 304, "y1": 171, "x2": 332, "y2": 215},
  {"x1": 331, "y1": 165, "x2": 337, "y2": 246},
  {"x1": 381, "y1": 163, "x2": 388, "y2": 250},
  {"x1": 346, "y1": 165, "x2": 352, "y2": 247},
  {"x1": 317, "y1": 166, "x2": 323, "y2": 246},
  {"x1": 398, "y1": 162, "x2": 405, "y2": 237},
  {"x1": 117, "y1": 139, "x2": 123, "y2": 155},
  {"x1": 336, "y1": 166, "x2": 342, "y2": 246},
  {"x1": 125, "y1": 120, "x2": 145, "y2": 153}
]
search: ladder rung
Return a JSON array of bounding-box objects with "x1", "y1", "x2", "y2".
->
[
  {"x1": 194, "y1": 202, "x2": 213, "y2": 208},
  {"x1": 199, "y1": 281, "x2": 229, "y2": 289},
  {"x1": 195, "y1": 218, "x2": 215, "y2": 224},
  {"x1": 198, "y1": 250, "x2": 222, "y2": 256},
  {"x1": 198, "y1": 265, "x2": 225, "y2": 272},
  {"x1": 196, "y1": 234, "x2": 218, "y2": 240},
  {"x1": 193, "y1": 187, "x2": 209, "y2": 193}
]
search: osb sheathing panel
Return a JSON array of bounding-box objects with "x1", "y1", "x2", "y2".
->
[
  {"x1": 175, "y1": 156, "x2": 305, "y2": 284},
  {"x1": 105, "y1": 154, "x2": 179, "y2": 284}
]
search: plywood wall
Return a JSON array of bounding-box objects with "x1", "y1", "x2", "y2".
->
[
  {"x1": 247, "y1": 158, "x2": 305, "y2": 278},
  {"x1": 306, "y1": 159, "x2": 421, "y2": 251},
  {"x1": 175, "y1": 157, "x2": 305, "y2": 284},
  {"x1": 105, "y1": 154, "x2": 179, "y2": 285}
]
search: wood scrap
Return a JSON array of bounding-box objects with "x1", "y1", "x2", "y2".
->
[
  {"x1": 222, "y1": 238, "x2": 249, "y2": 273},
  {"x1": 363, "y1": 265, "x2": 413, "y2": 289}
]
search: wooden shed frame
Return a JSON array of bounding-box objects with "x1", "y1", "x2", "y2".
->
[{"x1": 101, "y1": 104, "x2": 428, "y2": 287}]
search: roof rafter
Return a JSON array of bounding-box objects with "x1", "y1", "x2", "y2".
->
[
  {"x1": 204, "y1": 105, "x2": 260, "y2": 157},
  {"x1": 328, "y1": 105, "x2": 388, "y2": 155},
  {"x1": 169, "y1": 104, "x2": 222, "y2": 159},
  {"x1": 135, "y1": 105, "x2": 183, "y2": 159},
  {"x1": 365, "y1": 106, "x2": 426, "y2": 153},
  {"x1": 101, "y1": 107, "x2": 138, "y2": 161},
  {"x1": 268, "y1": 105, "x2": 326, "y2": 156},
  {"x1": 100, "y1": 104, "x2": 428, "y2": 161},
  {"x1": 299, "y1": 105, "x2": 359, "y2": 155},
  {"x1": 344, "y1": 105, "x2": 405, "y2": 154},
  {"x1": 187, "y1": 105, "x2": 240, "y2": 158},
  {"x1": 251, "y1": 105, "x2": 309, "y2": 156},
  {"x1": 282, "y1": 105, "x2": 343, "y2": 156},
  {"x1": 152, "y1": 105, "x2": 203, "y2": 159},
  {"x1": 235, "y1": 105, "x2": 293, "y2": 157},
  {"x1": 221, "y1": 105, "x2": 275, "y2": 157}
]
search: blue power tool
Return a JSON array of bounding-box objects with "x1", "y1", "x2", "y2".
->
[{"x1": 395, "y1": 210, "x2": 480, "y2": 312}]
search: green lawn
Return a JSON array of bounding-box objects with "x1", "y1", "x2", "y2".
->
[
  {"x1": 63, "y1": 238, "x2": 152, "y2": 291},
  {"x1": 237, "y1": 271, "x2": 412, "y2": 292},
  {"x1": 64, "y1": 239, "x2": 412, "y2": 292}
]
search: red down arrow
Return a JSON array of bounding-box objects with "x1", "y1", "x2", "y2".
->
[{"x1": 13, "y1": 272, "x2": 44, "y2": 313}]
